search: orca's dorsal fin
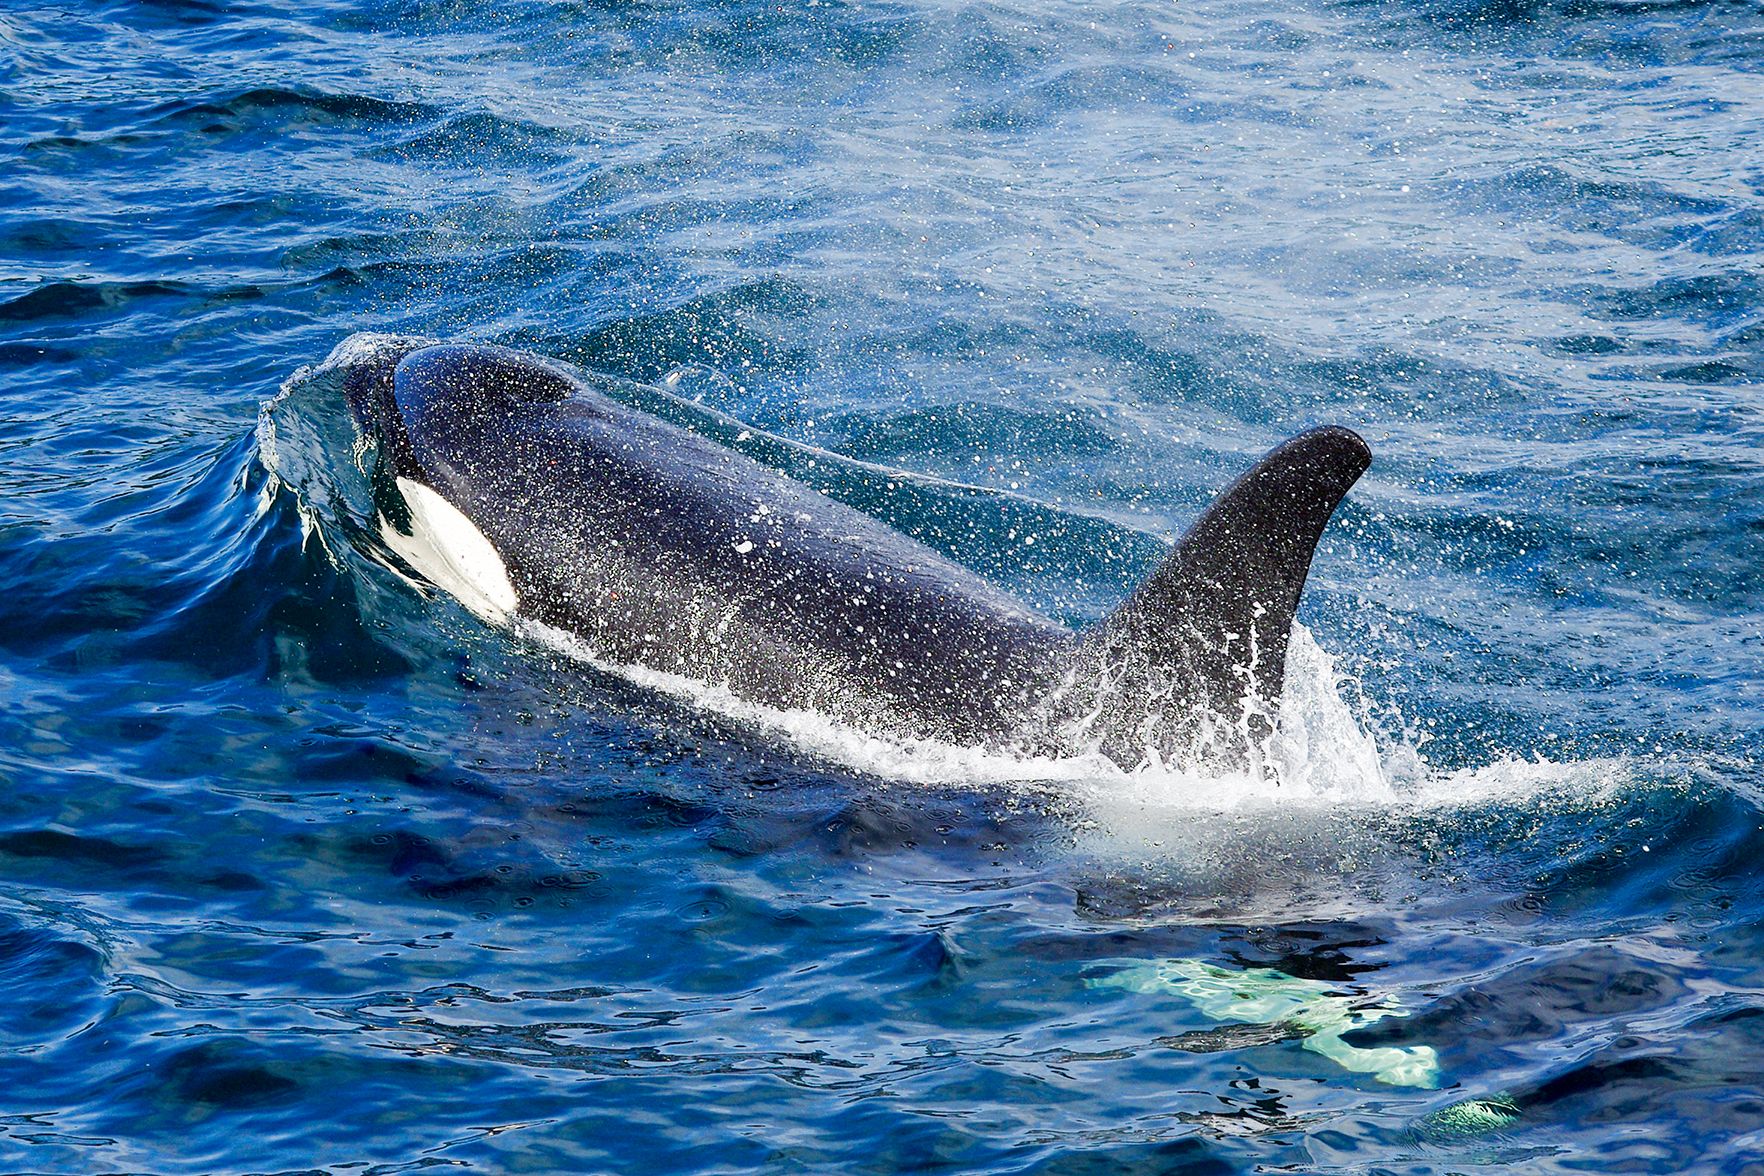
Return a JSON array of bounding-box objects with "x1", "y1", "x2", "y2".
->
[{"x1": 1074, "y1": 426, "x2": 1371, "y2": 755}]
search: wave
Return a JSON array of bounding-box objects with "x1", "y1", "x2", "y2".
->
[
  {"x1": 0, "y1": 279, "x2": 189, "y2": 324},
  {"x1": 142, "y1": 85, "x2": 432, "y2": 131}
]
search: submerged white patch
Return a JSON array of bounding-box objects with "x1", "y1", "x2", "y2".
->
[
  {"x1": 382, "y1": 477, "x2": 519, "y2": 622},
  {"x1": 1090, "y1": 958, "x2": 1441, "y2": 1088}
]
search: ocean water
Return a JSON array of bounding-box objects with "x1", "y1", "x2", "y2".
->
[{"x1": 3, "y1": 0, "x2": 1763, "y2": 1170}]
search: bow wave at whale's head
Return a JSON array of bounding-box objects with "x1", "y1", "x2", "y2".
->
[{"x1": 339, "y1": 337, "x2": 1370, "y2": 769}]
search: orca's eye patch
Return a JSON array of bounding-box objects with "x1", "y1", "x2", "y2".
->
[{"x1": 394, "y1": 344, "x2": 577, "y2": 419}]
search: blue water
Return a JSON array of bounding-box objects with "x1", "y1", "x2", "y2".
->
[{"x1": 4, "y1": 0, "x2": 1764, "y2": 1170}]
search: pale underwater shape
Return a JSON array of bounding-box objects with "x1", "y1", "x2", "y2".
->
[{"x1": 1089, "y1": 957, "x2": 1441, "y2": 1089}]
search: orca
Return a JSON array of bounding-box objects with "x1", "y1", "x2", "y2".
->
[{"x1": 342, "y1": 341, "x2": 1369, "y2": 766}]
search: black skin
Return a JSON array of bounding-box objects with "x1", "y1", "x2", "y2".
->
[{"x1": 345, "y1": 342, "x2": 1370, "y2": 765}]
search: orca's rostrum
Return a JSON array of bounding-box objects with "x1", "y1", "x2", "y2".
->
[{"x1": 342, "y1": 340, "x2": 1369, "y2": 767}]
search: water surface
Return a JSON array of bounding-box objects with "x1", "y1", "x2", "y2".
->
[{"x1": 3, "y1": 0, "x2": 1763, "y2": 1170}]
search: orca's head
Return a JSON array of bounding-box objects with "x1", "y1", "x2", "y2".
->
[
  {"x1": 342, "y1": 343, "x2": 581, "y2": 622},
  {"x1": 344, "y1": 343, "x2": 578, "y2": 480}
]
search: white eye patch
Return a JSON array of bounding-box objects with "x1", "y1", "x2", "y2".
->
[{"x1": 381, "y1": 476, "x2": 519, "y2": 622}]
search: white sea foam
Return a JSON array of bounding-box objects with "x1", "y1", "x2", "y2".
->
[{"x1": 520, "y1": 613, "x2": 1631, "y2": 821}]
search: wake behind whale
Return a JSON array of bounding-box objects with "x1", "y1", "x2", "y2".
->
[{"x1": 330, "y1": 334, "x2": 1369, "y2": 770}]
